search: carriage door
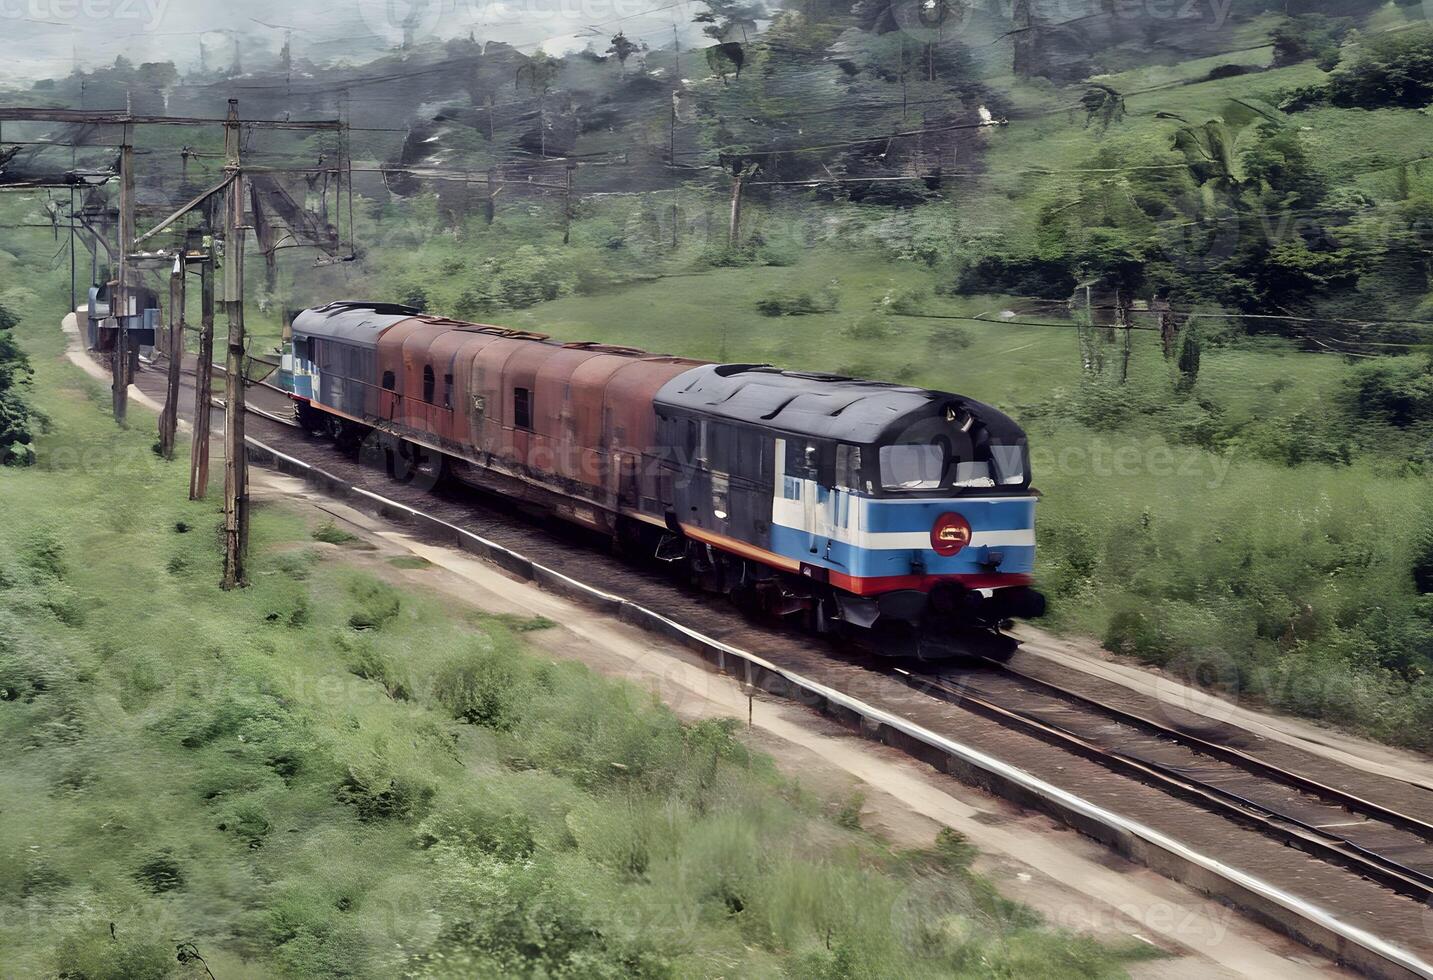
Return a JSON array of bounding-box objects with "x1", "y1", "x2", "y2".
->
[{"x1": 776, "y1": 437, "x2": 821, "y2": 556}]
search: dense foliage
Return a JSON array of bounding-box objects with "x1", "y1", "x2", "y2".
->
[{"x1": 0, "y1": 300, "x2": 38, "y2": 466}]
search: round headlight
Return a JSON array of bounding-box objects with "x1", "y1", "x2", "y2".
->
[{"x1": 931, "y1": 512, "x2": 972, "y2": 557}]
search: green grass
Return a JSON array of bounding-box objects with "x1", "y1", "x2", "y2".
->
[{"x1": 0, "y1": 269, "x2": 1149, "y2": 977}]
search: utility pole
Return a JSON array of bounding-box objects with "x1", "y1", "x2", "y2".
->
[
  {"x1": 728, "y1": 168, "x2": 746, "y2": 248},
  {"x1": 562, "y1": 163, "x2": 574, "y2": 245},
  {"x1": 670, "y1": 93, "x2": 679, "y2": 247},
  {"x1": 1117, "y1": 289, "x2": 1133, "y2": 385},
  {"x1": 112, "y1": 139, "x2": 134, "y2": 425},
  {"x1": 190, "y1": 246, "x2": 215, "y2": 500},
  {"x1": 1154, "y1": 295, "x2": 1177, "y2": 359},
  {"x1": 221, "y1": 100, "x2": 248, "y2": 589},
  {"x1": 159, "y1": 254, "x2": 184, "y2": 459},
  {"x1": 485, "y1": 166, "x2": 497, "y2": 224}
]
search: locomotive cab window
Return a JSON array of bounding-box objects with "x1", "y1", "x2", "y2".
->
[
  {"x1": 835, "y1": 445, "x2": 862, "y2": 490},
  {"x1": 880, "y1": 444, "x2": 945, "y2": 490},
  {"x1": 990, "y1": 443, "x2": 1029, "y2": 486},
  {"x1": 513, "y1": 387, "x2": 532, "y2": 430}
]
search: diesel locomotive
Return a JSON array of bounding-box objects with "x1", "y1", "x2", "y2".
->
[{"x1": 286, "y1": 301, "x2": 1045, "y2": 656}]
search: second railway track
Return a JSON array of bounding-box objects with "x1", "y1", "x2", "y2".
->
[{"x1": 900, "y1": 662, "x2": 1433, "y2": 902}]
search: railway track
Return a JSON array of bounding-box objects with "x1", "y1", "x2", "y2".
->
[
  {"x1": 898, "y1": 663, "x2": 1433, "y2": 902},
  {"x1": 126, "y1": 345, "x2": 1433, "y2": 978}
]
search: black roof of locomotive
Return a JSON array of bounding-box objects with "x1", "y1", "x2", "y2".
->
[
  {"x1": 292, "y1": 301, "x2": 422, "y2": 348},
  {"x1": 655, "y1": 364, "x2": 1023, "y2": 445}
]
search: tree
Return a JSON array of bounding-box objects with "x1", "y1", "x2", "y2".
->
[
  {"x1": 0, "y1": 301, "x2": 37, "y2": 466},
  {"x1": 1327, "y1": 25, "x2": 1433, "y2": 110},
  {"x1": 1271, "y1": 14, "x2": 1353, "y2": 71},
  {"x1": 515, "y1": 50, "x2": 559, "y2": 94},
  {"x1": 607, "y1": 32, "x2": 639, "y2": 74},
  {"x1": 1159, "y1": 99, "x2": 1283, "y2": 199},
  {"x1": 1080, "y1": 84, "x2": 1126, "y2": 131},
  {"x1": 1177, "y1": 325, "x2": 1201, "y2": 390},
  {"x1": 694, "y1": 0, "x2": 765, "y2": 82}
]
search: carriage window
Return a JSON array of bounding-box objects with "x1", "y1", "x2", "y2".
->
[
  {"x1": 381, "y1": 370, "x2": 396, "y2": 391},
  {"x1": 423, "y1": 365, "x2": 435, "y2": 404},
  {"x1": 880, "y1": 444, "x2": 945, "y2": 490},
  {"x1": 836, "y1": 445, "x2": 862, "y2": 490},
  {"x1": 513, "y1": 387, "x2": 532, "y2": 430},
  {"x1": 443, "y1": 374, "x2": 454, "y2": 410}
]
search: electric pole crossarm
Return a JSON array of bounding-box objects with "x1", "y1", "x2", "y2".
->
[{"x1": 134, "y1": 174, "x2": 236, "y2": 246}]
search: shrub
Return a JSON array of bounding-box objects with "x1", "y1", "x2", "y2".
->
[
  {"x1": 433, "y1": 642, "x2": 528, "y2": 730},
  {"x1": 336, "y1": 762, "x2": 435, "y2": 822},
  {"x1": 1342, "y1": 356, "x2": 1433, "y2": 428},
  {"x1": 1415, "y1": 511, "x2": 1433, "y2": 595},
  {"x1": 755, "y1": 287, "x2": 837, "y2": 317},
  {"x1": 835, "y1": 791, "x2": 865, "y2": 830},
  {"x1": 1328, "y1": 25, "x2": 1433, "y2": 110},
  {"x1": 419, "y1": 800, "x2": 537, "y2": 862},
  {"x1": 311, "y1": 520, "x2": 358, "y2": 545},
  {"x1": 51, "y1": 926, "x2": 173, "y2": 980},
  {"x1": 926, "y1": 322, "x2": 972, "y2": 352},
  {"x1": 876, "y1": 286, "x2": 926, "y2": 316},
  {"x1": 134, "y1": 854, "x2": 185, "y2": 894},
  {"x1": 955, "y1": 253, "x2": 1075, "y2": 299},
  {"x1": 340, "y1": 635, "x2": 411, "y2": 701},
  {"x1": 345, "y1": 577, "x2": 401, "y2": 630},
  {"x1": 1271, "y1": 14, "x2": 1353, "y2": 70}
]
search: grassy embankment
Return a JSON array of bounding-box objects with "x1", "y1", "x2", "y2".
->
[{"x1": 0, "y1": 267, "x2": 1146, "y2": 977}]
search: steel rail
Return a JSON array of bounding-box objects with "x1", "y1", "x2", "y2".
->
[
  {"x1": 897, "y1": 669, "x2": 1433, "y2": 903},
  {"x1": 982, "y1": 657, "x2": 1433, "y2": 842}
]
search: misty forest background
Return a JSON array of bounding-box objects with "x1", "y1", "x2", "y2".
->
[{"x1": 3, "y1": 3, "x2": 1433, "y2": 763}]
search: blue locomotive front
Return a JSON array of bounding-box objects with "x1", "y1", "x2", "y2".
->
[{"x1": 653, "y1": 365, "x2": 1044, "y2": 656}]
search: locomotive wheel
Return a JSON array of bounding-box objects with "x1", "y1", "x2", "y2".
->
[{"x1": 387, "y1": 438, "x2": 420, "y2": 482}]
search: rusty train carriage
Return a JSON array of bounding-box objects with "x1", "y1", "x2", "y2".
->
[{"x1": 292, "y1": 302, "x2": 701, "y2": 534}]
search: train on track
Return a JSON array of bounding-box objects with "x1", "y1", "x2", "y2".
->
[{"x1": 285, "y1": 300, "x2": 1045, "y2": 657}]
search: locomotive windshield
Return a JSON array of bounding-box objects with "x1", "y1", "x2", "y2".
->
[
  {"x1": 879, "y1": 439, "x2": 1029, "y2": 493},
  {"x1": 880, "y1": 444, "x2": 945, "y2": 490}
]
